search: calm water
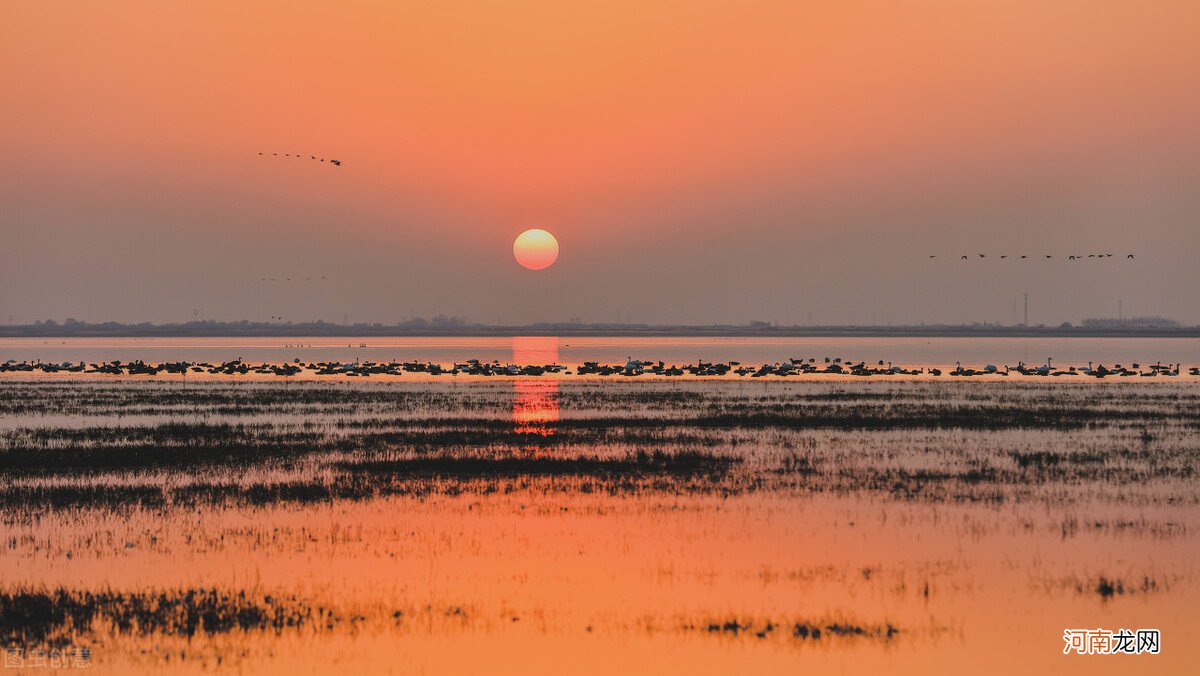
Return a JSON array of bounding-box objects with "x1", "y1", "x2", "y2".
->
[
  {"x1": 2, "y1": 335, "x2": 1198, "y2": 367},
  {"x1": 2, "y1": 344, "x2": 1199, "y2": 674},
  {"x1": 2, "y1": 378, "x2": 1197, "y2": 674}
]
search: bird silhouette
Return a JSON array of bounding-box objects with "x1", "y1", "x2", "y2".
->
[
  {"x1": 934, "y1": 252, "x2": 1134, "y2": 261},
  {"x1": 260, "y1": 153, "x2": 342, "y2": 168}
]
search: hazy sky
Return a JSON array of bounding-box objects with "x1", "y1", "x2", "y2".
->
[{"x1": 3, "y1": 1, "x2": 1198, "y2": 326}]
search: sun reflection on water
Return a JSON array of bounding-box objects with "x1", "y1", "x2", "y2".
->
[{"x1": 512, "y1": 336, "x2": 559, "y2": 436}]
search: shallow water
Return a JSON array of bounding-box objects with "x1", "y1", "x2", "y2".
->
[{"x1": 1, "y1": 372, "x2": 1197, "y2": 674}]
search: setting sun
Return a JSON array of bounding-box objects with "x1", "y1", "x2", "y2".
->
[{"x1": 513, "y1": 229, "x2": 559, "y2": 270}]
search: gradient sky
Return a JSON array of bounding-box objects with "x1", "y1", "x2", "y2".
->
[{"x1": 2, "y1": 1, "x2": 1198, "y2": 326}]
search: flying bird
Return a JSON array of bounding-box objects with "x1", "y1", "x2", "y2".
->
[{"x1": 260, "y1": 153, "x2": 342, "y2": 168}]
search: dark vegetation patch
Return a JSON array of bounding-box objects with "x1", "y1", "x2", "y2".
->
[
  {"x1": 1085, "y1": 575, "x2": 1164, "y2": 599},
  {"x1": 1, "y1": 380, "x2": 1198, "y2": 509},
  {"x1": 3, "y1": 409, "x2": 1195, "y2": 476},
  {"x1": 684, "y1": 617, "x2": 900, "y2": 641},
  {"x1": 0, "y1": 451, "x2": 741, "y2": 510},
  {"x1": 0, "y1": 589, "x2": 342, "y2": 648},
  {"x1": 0, "y1": 485, "x2": 166, "y2": 510},
  {"x1": 4, "y1": 380, "x2": 1200, "y2": 423},
  {"x1": 338, "y1": 450, "x2": 737, "y2": 479}
]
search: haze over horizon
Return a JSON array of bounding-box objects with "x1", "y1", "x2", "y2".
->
[{"x1": 3, "y1": 1, "x2": 1199, "y2": 327}]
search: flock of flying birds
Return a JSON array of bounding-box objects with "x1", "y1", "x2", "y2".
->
[
  {"x1": 260, "y1": 152, "x2": 341, "y2": 166},
  {"x1": 256, "y1": 153, "x2": 1139, "y2": 266},
  {"x1": 260, "y1": 276, "x2": 328, "y2": 283},
  {"x1": 932, "y1": 253, "x2": 1135, "y2": 260}
]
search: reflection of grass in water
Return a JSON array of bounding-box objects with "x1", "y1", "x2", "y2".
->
[
  {"x1": 1032, "y1": 571, "x2": 1175, "y2": 600},
  {"x1": 1, "y1": 380, "x2": 1195, "y2": 671},
  {"x1": 0, "y1": 451, "x2": 739, "y2": 509},
  {"x1": 2, "y1": 587, "x2": 908, "y2": 652},
  {"x1": 338, "y1": 450, "x2": 737, "y2": 479},
  {"x1": 684, "y1": 617, "x2": 901, "y2": 641},
  {"x1": 0, "y1": 589, "x2": 341, "y2": 648},
  {"x1": 0, "y1": 484, "x2": 167, "y2": 510},
  {"x1": 6, "y1": 379, "x2": 1200, "y2": 417},
  {"x1": 1, "y1": 380, "x2": 1197, "y2": 510},
  {"x1": 1088, "y1": 575, "x2": 1165, "y2": 599}
]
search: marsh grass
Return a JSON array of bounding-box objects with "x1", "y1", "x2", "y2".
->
[
  {"x1": 2, "y1": 380, "x2": 1198, "y2": 508},
  {"x1": 0, "y1": 588, "x2": 343, "y2": 648},
  {"x1": 681, "y1": 617, "x2": 902, "y2": 641},
  {"x1": 2, "y1": 378, "x2": 1197, "y2": 672}
]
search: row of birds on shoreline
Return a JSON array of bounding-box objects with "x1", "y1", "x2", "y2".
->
[
  {"x1": 933, "y1": 253, "x2": 1135, "y2": 260},
  {"x1": 2, "y1": 357, "x2": 1193, "y2": 378}
]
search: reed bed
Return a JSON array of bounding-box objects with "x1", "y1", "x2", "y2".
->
[{"x1": 1, "y1": 378, "x2": 1198, "y2": 671}]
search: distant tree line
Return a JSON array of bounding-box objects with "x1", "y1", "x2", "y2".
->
[
  {"x1": 1080, "y1": 316, "x2": 1181, "y2": 330},
  {"x1": 0, "y1": 317, "x2": 1195, "y2": 338}
]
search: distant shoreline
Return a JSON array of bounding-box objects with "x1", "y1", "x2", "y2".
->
[{"x1": 1, "y1": 324, "x2": 1197, "y2": 339}]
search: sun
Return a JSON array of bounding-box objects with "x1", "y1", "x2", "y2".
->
[{"x1": 513, "y1": 229, "x2": 559, "y2": 270}]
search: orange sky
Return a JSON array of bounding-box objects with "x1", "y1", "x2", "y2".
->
[{"x1": 2, "y1": 1, "x2": 1199, "y2": 325}]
